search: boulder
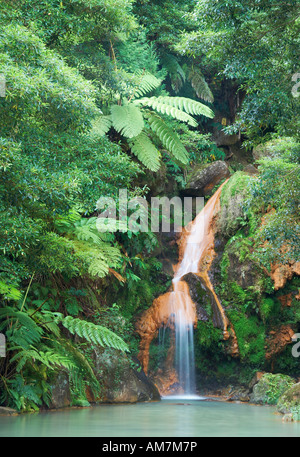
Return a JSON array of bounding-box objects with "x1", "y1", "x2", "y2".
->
[
  {"x1": 250, "y1": 373, "x2": 295, "y2": 405},
  {"x1": 227, "y1": 387, "x2": 250, "y2": 403},
  {"x1": 243, "y1": 164, "x2": 259, "y2": 175},
  {"x1": 185, "y1": 161, "x2": 231, "y2": 197},
  {"x1": 0, "y1": 407, "x2": 18, "y2": 416},
  {"x1": 277, "y1": 383, "x2": 300, "y2": 414},
  {"x1": 91, "y1": 349, "x2": 160, "y2": 404},
  {"x1": 49, "y1": 370, "x2": 71, "y2": 409}
]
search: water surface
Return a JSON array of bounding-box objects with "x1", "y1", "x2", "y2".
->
[{"x1": 1, "y1": 398, "x2": 299, "y2": 437}]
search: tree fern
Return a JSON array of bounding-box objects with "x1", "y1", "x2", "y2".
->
[
  {"x1": 147, "y1": 114, "x2": 189, "y2": 164},
  {"x1": 141, "y1": 96, "x2": 214, "y2": 119},
  {"x1": 134, "y1": 98, "x2": 198, "y2": 127},
  {"x1": 188, "y1": 68, "x2": 214, "y2": 103},
  {"x1": 161, "y1": 53, "x2": 186, "y2": 93},
  {"x1": 129, "y1": 132, "x2": 161, "y2": 172},
  {"x1": 0, "y1": 307, "x2": 43, "y2": 347},
  {"x1": 133, "y1": 72, "x2": 162, "y2": 98},
  {"x1": 111, "y1": 104, "x2": 144, "y2": 138},
  {"x1": 60, "y1": 316, "x2": 129, "y2": 352},
  {"x1": 10, "y1": 346, "x2": 76, "y2": 373},
  {"x1": 90, "y1": 115, "x2": 112, "y2": 137}
]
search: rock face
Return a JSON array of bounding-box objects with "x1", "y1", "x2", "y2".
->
[
  {"x1": 91, "y1": 350, "x2": 160, "y2": 404},
  {"x1": 271, "y1": 261, "x2": 300, "y2": 291},
  {"x1": 185, "y1": 161, "x2": 231, "y2": 196},
  {"x1": 277, "y1": 383, "x2": 300, "y2": 414},
  {"x1": 250, "y1": 373, "x2": 295, "y2": 405}
]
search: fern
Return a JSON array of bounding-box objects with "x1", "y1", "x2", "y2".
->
[
  {"x1": 133, "y1": 72, "x2": 162, "y2": 98},
  {"x1": 111, "y1": 104, "x2": 144, "y2": 138},
  {"x1": 142, "y1": 96, "x2": 214, "y2": 119},
  {"x1": 90, "y1": 115, "x2": 112, "y2": 137},
  {"x1": 10, "y1": 346, "x2": 76, "y2": 373},
  {"x1": 188, "y1": 68, "x2": 214, "y2": 103},
  {"x1": 129, "y1": 132, "x2": 161, "y2": 172},
  {"x1": 134, "y1": 97, "x2": 198, "y2": 127},
  {"x1": 0, "y1": 307, "x2": 43, "y2": 347},
  {"x1": 147, "y1": 114, "x2": 189, "y2": 164},
  {"x1": 162, "y1": 53, "x2": 186, "y2": 93},
  {"x1": 60, "y1": 316, "x2": 129, "y2": 352}
]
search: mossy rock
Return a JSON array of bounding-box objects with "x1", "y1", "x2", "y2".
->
[
  {"x1": 185, "y1": 161, "x2": 230, "y2": 196},
  {"x1": 277, "y1": 383, "x2": 300, "y2": 414},
  {"x1": 250, "y1": 373, "x2": 295, "y2": 405}
]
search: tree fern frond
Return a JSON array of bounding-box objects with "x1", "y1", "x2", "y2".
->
[
  {"x1": 111, "y1": 104, "x2": 144, "y2": 139},
  {"x1": 90, "y1": 115, "x2": 112, "y2": 137},
  {"x1": 134, "y1": 98, "x2": 198, "y2": 127},
  {"x1": 188, "y1": 68, "x2": 214, "y2": 103},
  {"x1": 162, "y1": 54, "x2": 186, "y2": 93},
  {"x1": 0, "y1": 307, "x2": 43, "y2": 346},
  {"x1": 10, "y1": 346, "x2": 76, "y2": 373},
  {"x1": 61, "y1": 316, "x2": 129, "y2": 352},
  {"x1": 142, "y1": 96, "x2": 214, "y2": 119},
  {"x1": 129, "y1": 132, "x2": 161, "y2": 172},
  {"x1": 133, "y1": 72, "x2": 162, "y2": 98},
  {"x1": 147, "y1": 114, "x2": 189, "y2": 165}
]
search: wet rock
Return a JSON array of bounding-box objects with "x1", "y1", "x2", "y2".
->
[
  {"x1": 265, "y1": 325, "x2": 295, "y2": 361},
  {"x1": 0, "y1": 407, "x2": 18, "y2": 416},
  {"x1": 182, "y1": 273, "x2": 225, "y2": 329},
  {"x1": 91, "y1": 349, "x2": 160, "y2": 404},
  {"x1": 185, "y1": 161, "x2": 231, "y2": 197},
  {"x1": 249, "y1": 372, "x2": 265, "y2": 391},
  {"x1": 49, "y1": 370, "x2": 71, "y2": 409},
  {"x1": 227, "y1": 387, "x2": 250, "y2": 403},
  {"x1": 250, "y1": 373, "x2": 295, "y2": 405},
  {"x1": 277, "y1": 383, "x2": 300, "y2": 414}
]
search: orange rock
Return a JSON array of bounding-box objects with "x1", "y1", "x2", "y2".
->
[
  {"x1": 278, "y1": 293, "x2": 293, "y2": 308},
  {"x1": 265, "y1": 325, "x2": 295, "y2": 360}
]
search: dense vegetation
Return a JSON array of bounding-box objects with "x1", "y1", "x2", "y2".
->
[{"x1": 0, "y1": 0, "x2": 299, "y2": 411}]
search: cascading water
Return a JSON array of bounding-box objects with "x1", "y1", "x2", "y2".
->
[
  {"x1": 137, "y1": 181, "x2": 236, "y2": 397},
  {"x1": 164, "y1": 183, "x2": 227, "y2": 395}
]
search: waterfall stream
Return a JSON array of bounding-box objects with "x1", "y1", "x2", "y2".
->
[{"x1": 163, "y1": 183, "x2": 228, "y2": 395}]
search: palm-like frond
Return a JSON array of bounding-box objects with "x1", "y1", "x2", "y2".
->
[
  {"x1": 129, "y1": 132, "x2": 161, "y2": 172},
  {"x1": 0, "y1": 307, "x2": 43, "y2": 347},
  {"x1": 61, "y1": 316, "x2": 129, "y2": 352},
  {"x1": 111, "y1": 104, "x2": 144, "y2": 138},
  {"x1": 90, "y1": 115, "x2": 112, "y2": 137},
  {"x1": 188, "y1": 68, "x2": 214, "y2": 103},
  {"x1": 147, "y1": 114, "x2": 189, "y2": 164},
  {"x1": 162, "y1": 54, "x2": 186, "y2": 93},
  {"x1": 133, "y1": 72, "x2": 162, "y2": 98},
  {"x1": 134, "y1": 97, "x2": 198, "y2": 127},
  {"x1": 144, "y1": 96, "x2": 214, "y2": 119}
]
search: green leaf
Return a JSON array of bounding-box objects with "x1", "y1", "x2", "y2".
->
[
  {"x1": 147, "y1": 114, "x2": 189, "y2": 165},
  {"x1": 129, "y1": 132, "x2": 161, "y2": 172},
  {"x1": 111, "y1": 104, "x2": 144, "y2": 139}
]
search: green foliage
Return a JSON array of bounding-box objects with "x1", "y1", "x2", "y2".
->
[
  {"x1": 178, "y1": 0, "x2": 300, "y2": 143},
  {"x1": 0, "y1": 304, "x2": 128, "y2": 411}
]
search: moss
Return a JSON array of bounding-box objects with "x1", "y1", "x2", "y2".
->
[
  {"x1": 195, "y1": 321, "x2": 223, "y2": 349},
  {"x1": 260, "y1": 297, "x2": 278, "y2": 322},
  {"x1": 228, "y1": 311, "x2": 266, "y2": 366},
  {"x1": 251, "y1": 373, "x2": 295, "y2": 405}
]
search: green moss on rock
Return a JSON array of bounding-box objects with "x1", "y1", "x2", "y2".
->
[{"x1": 250, "y1": 373, "x2": 295, "y2": 405}]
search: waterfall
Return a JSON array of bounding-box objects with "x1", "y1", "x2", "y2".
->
[
  {"x1": 165, "y1": 183, "x2": 227, "y2": 395},
  {"x1": 137, "y1": 181, "x2": 233, "y2": 397}
]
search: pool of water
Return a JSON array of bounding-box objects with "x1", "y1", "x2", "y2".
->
[{"x1": 1, "y1": 398, "x2": 299, "y2": 437}]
